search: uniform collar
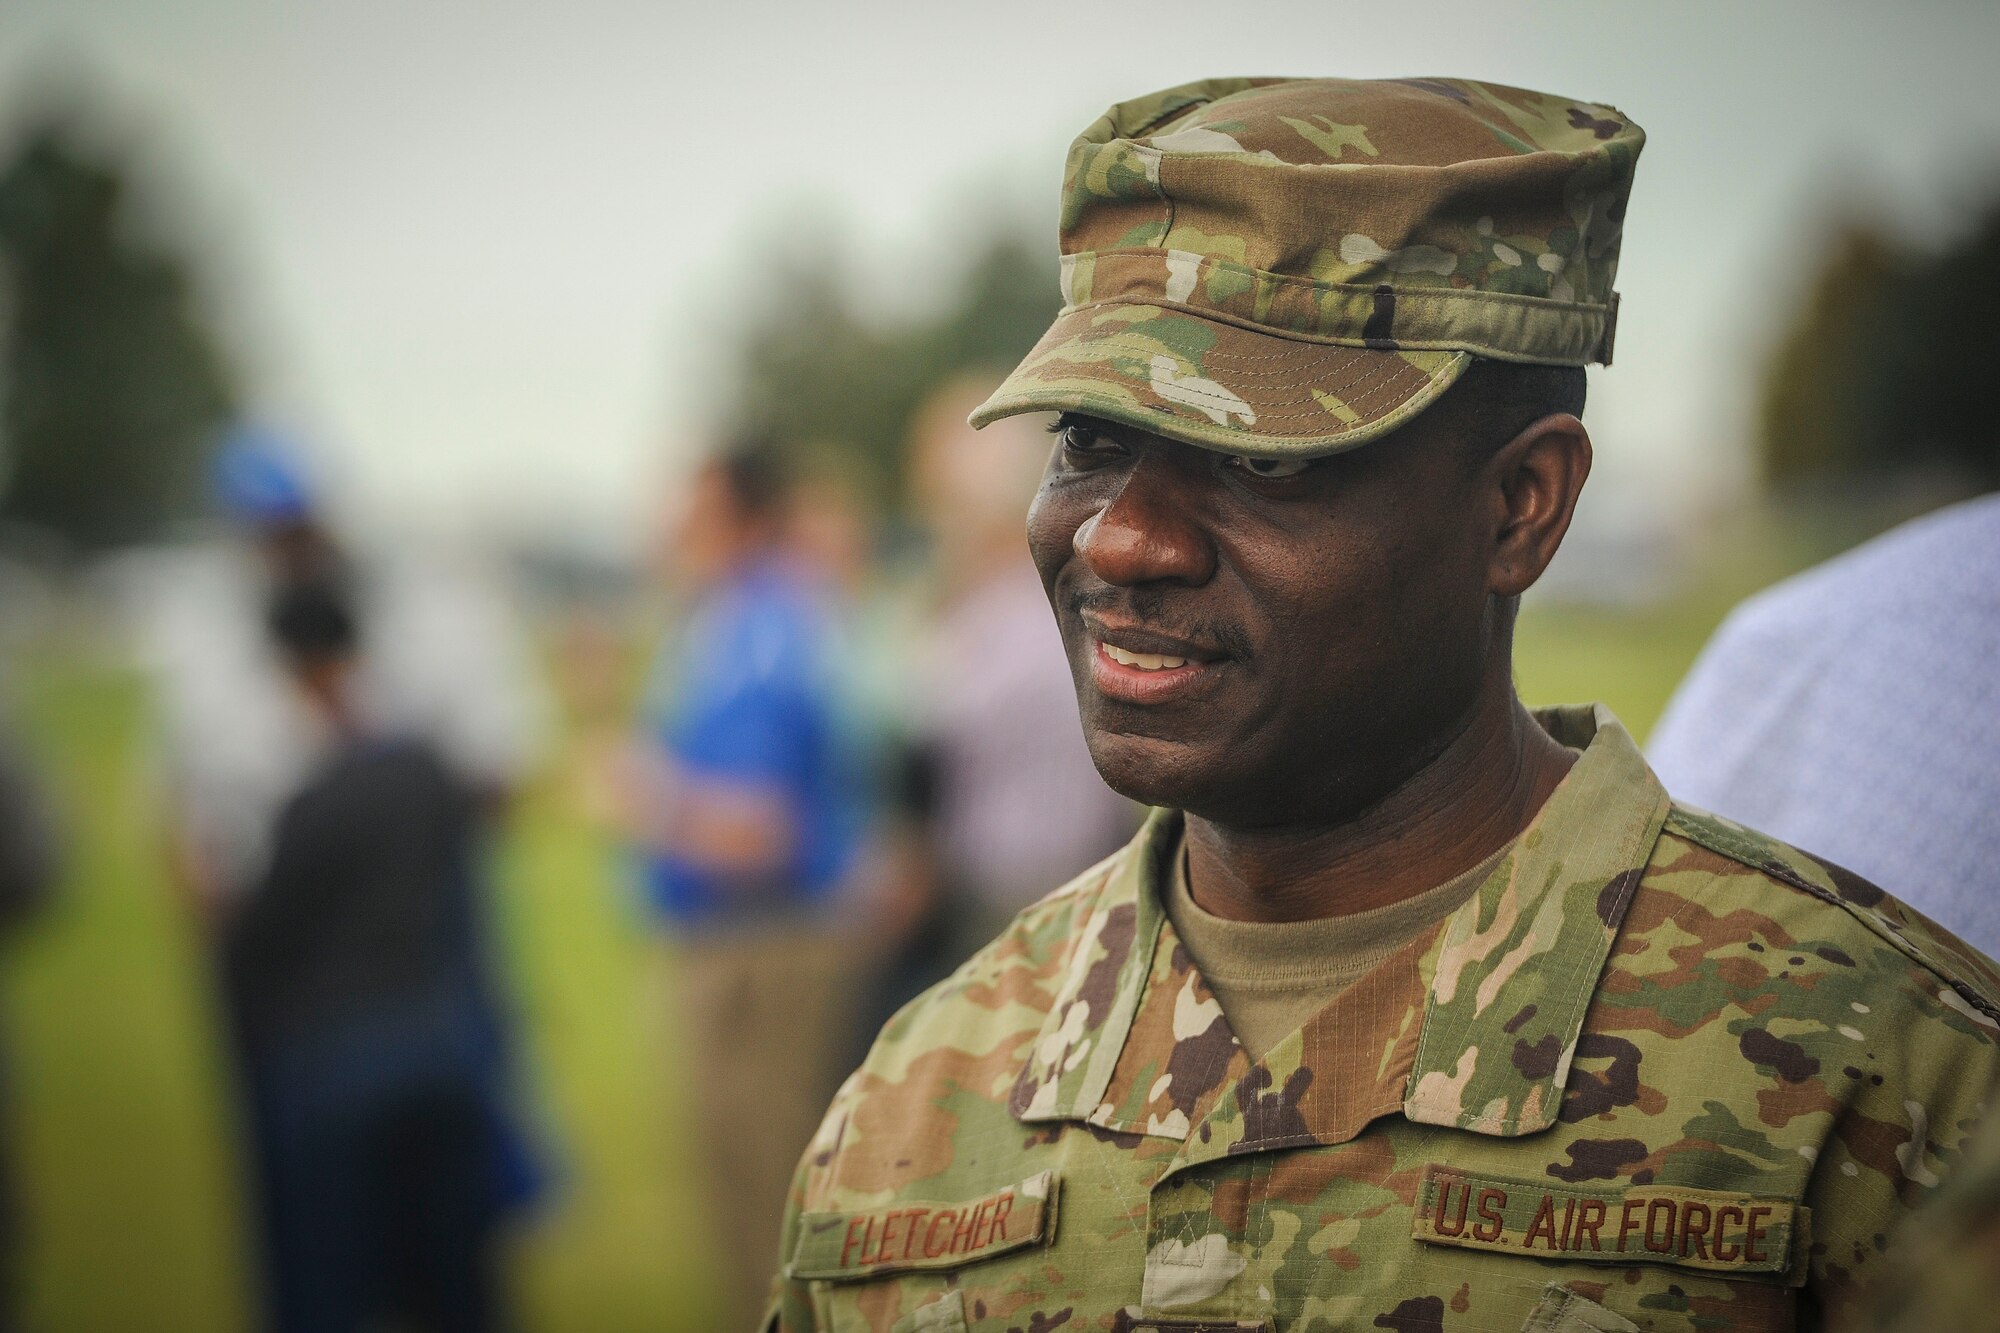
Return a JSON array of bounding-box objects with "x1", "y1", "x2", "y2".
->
[{"x1": 1008, "y1": 704, "x2": 1672, "y2": 1160}]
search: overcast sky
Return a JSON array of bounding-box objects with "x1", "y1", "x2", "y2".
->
[{"x1": 4, "y1": 0, "x2": 1999, "y2": 551}]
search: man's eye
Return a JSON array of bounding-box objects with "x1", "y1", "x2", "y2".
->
[
  {"x1": 1222, "y1": 453, "x2": 1313, "y2": 479},
  {"x1": 1051, "y1": 418, "x2": 1119, "y2": 460}
]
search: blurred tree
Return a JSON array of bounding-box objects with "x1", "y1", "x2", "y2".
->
[
  {"x1": 726, "y1": 231, "x2": 1054, "y2": 512},
  {"x1": 1759, "y1": 191, "x2": 2000, "y2": 491},
  {"x1": 1885, "y1": 198, "x2": 2000, "y2": 487},
  {"x1": 1757, "y1": 224, "x2": 1908, "y2": 486},
  {"x1": 0, "y1": 119, "x2": 237, "y2": 552}
]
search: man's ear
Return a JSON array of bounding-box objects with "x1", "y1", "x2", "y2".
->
[{"x1": 1486, "y1": 413, "x2": 1592, "y2": 598}]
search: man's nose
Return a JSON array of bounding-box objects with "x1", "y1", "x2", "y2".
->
[{"x1": 1073, "y1": 455, "x2": 1217, "y2": 587}]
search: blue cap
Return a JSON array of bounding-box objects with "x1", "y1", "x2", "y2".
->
[{"x1": 212, "y1": 423, "x2": 315, "y2": 525}]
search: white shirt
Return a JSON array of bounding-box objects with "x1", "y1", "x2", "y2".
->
[
  {"x1": 921, "y1": 562, "x2": 1134, "y2": 914},
  {"x1": 1646, "y1": 494, "x2": 2000, "y2": 957}
]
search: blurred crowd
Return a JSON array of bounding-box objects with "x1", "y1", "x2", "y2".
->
[{"x1": 0, "y1": 375, "x2": 1138, "y2": 1332}]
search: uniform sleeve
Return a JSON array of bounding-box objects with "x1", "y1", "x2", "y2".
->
[
  {"x1": 762, "y1": 1188, "x2": 817, "y2": 1333},
  {"x1": 762, "y1": 1071, "x2": 865, "y2": 1332},
  {"x1": 1799, "y1": 962, "x2": 2000, "y2": 1328}
]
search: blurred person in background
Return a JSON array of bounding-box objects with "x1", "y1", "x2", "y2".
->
[
  {"x1": 1647, "y1": 492, "x2": 2000, "y2": 956},
  {"x1": 226, "y1": 575, "x2": 530, "y2": 1333},
  {"x1": 771, "y1": 467, "x2": 934, "y2": 1031},
  {"x1": 0, "y1": 725, "x2": 56, "y2": 1333},
  {"x1": 0, "y1": 728, "x2": 55, "y2": 944},
  {"x1": 605, "y1": 437, "x2": 869, "y2": 1330},
  {"x1": 125, "y1": 422, "x2": 547, "y2": 921},
  {"x1": 0, "y1": 727, "x2": 55, "y2": 945},
  {"x1": 889, "y1": 377, "x2": 1135, "y2": 977}
]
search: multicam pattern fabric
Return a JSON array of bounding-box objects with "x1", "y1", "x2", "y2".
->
[
  {"x1": 1832, "y1": 1099, "x2": 2000, "y2": 1333},
  {"x1": 766, "y1": 706, "x2": 2000, "y2": 1332},
  {"x1": 971, "y1": 77, "x2": 1645, "y2": 459}
]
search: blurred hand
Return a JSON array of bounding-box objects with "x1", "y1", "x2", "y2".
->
[
  {"x1": 847, "y1": 824, "x2": 939, "y2": 952},
  {"x1": 579, "y1": 730, "x2": 796, "y2": 879},
  {"x1": 575, "y1": 730, "x2": 677, "y2": 845}
]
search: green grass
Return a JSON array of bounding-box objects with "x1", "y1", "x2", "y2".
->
[
  {"x1": 4, "y1": 648, "x2": 253, "y2": 1333},
  {"x1": 0, "y1": 513, "x2": 1865, "y2": 1328},
  {"x1": 1516, "y1": 496, "x2": 1879, "y2": 740},
  {"x1": 1515, "y1": 599, "x2": 1719, "y2": 741},
  {"x1": 499, "y1": 752, "x2": 725, "y2": 1331}
]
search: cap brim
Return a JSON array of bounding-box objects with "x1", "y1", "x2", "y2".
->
[{"x1": 969, "y1": 302, "x2": 1470, "y2": 459}]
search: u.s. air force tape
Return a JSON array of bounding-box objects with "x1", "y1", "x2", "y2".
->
[
  {"x1": 787, "y1": 1171, "x2": 1059, "y2": 1280},
  {"x1": 1413, "y1": 1164, "x2": 1810, "y2": 1285}
]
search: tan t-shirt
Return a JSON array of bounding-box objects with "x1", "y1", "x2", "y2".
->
[{"x1": 1165, "y1": 840, "x2": 1511, "y2": 1061}]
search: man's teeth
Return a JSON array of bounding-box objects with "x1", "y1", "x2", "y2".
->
[{"x1": 1103, "y1": 642, "x2": 1188, "y2": 671}]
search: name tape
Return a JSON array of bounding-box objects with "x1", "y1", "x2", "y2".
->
[
  {"x1": 788, "y1": 1171, "x2": 1059, "y2": 1280},
  {"x1": 1413, "y1": 1164, "x2": 1808, "y2": 1284}
]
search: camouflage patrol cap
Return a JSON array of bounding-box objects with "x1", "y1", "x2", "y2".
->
[{"x1": 971, "y1": 76, "x2": 1645, "y2": 458}]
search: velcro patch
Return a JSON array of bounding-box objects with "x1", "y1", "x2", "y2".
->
[
  {"x1": 1412, "y1": 1165, "x2": 1809, "y2": 1284},
  {"x1": 788, "y1": 1171, "x2": 1058, "y2": 1280}
]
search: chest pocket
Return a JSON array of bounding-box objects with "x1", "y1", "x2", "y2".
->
[
  {"x1": 1521, "y1": 1285, "x2": 1640, "y2": 1333},
  {"x1": 890, "y1": 1292, "x2": 967, "y2": 1333}
]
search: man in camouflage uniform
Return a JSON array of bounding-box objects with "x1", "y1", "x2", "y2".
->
[{"x1": 764, "y1": 77, "x2": 2000, "y2": 1333}]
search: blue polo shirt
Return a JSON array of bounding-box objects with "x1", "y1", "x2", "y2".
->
[{"x1": 639, "y1": 559, "x2": 867, "y2": 927}]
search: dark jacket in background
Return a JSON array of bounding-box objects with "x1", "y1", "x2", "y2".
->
[
  {"x1": 224, "y1": 737, "x2": 482, "y2": 1050},
  {"x1": 224, "y1": 734, "x2": 529, "y2": 1333}
]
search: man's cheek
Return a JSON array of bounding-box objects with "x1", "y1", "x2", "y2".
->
[
  {"x1": 1025, "y1": 492, "x2": 1080, "y2": 585},
  {"x1": 1057, "y1": 623, "x2": 1094, "y2": 698}
]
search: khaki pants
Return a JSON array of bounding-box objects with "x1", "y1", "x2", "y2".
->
[{"x1": 668, "y1": 926, "x2": 857, "y2": 1330}]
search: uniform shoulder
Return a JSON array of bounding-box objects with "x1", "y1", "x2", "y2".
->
[
  {"x1": 792, "y1": 849, "x2": 1127, "y2": 1202},
  {"x1": 1660, "y1": 801, "x2": 2000, "y2": 1025},
  {"x1": 871, "y1": 846, "x2": 1125, "y2": 1053}
]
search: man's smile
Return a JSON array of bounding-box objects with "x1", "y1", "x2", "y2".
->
[
  {"x1": 1099, "y1": 642, "x2": 1187, "y2": 671},
  {"x1": 1088, "y1": 638, "x2": 1219, "y2": 704},
  {"x1": 1082, "y1": 614, "x2": 1234, "y2": 705}
]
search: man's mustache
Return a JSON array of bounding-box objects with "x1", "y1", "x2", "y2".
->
[{"x1": 1067, "y1": 586, "x2": 1254, "y2": 661}]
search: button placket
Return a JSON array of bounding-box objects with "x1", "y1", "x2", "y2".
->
[{"x1": 1138, "y1": 1155, "x2": 1275, "y2": 1325}]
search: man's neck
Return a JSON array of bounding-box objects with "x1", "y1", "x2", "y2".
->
[{"x1": 1183, "y1": 695, "x2": 1575, "y2": 923}]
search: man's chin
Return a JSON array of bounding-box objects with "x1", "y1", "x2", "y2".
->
[{"x1": 1082, "y1": 727, "x2": 1236, "y2": 811}]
